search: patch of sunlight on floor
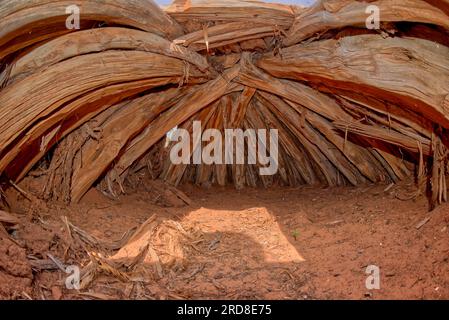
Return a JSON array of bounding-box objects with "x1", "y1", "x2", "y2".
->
[{"x1": 183, "y1": 206, "x2": 305, "y2": 264}]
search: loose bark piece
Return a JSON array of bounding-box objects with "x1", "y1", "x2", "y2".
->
[
  {"x1": 0, "y1": 210, "x2": 19, "y2": 225},
  {"x1": 175, "y1": 22, "x2": 277, "y2": 52}
]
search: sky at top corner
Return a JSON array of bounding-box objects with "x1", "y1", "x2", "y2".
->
[{"x1": 155, "y1": 0, "x2": 316, "y2": 7}]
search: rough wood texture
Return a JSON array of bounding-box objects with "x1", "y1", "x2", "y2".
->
[
  {"x1": 258, "y1": 35, "x2": 449, "y2": 127},
  {"x1": 0, "y1": 51, "x2": 208, "y2": 175},
  {"x1": 166, "y1": 0, "x2": 297, "y2": 27},
  {"x1": 6, "y1": 27, "x2": 210, "y2": 85},
  {"x1": 0, "y1": 0, "x2": 183, "y2": 60},
  {"x1": 285, "y1": 0, "x2": 449, "y2": 46}
]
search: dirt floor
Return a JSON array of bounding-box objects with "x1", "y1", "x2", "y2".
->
[{"x1": 1, "y1": 178, "x2": 449, "y2": 300}]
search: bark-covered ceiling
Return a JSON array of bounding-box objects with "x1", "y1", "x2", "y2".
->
[{"x1": 0, "y1": 0, "x2": 448, "y2": 207}]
